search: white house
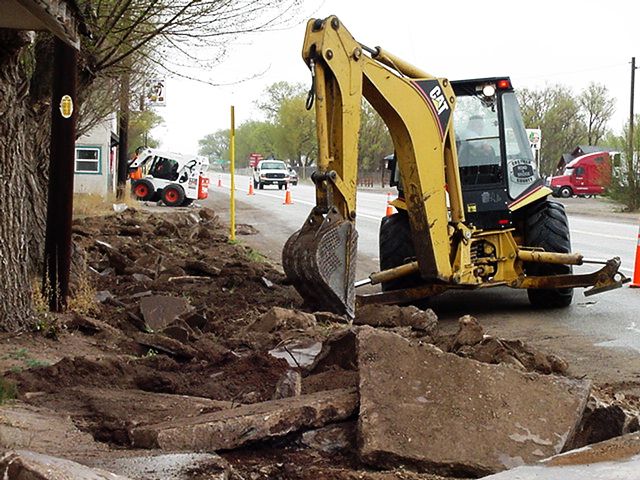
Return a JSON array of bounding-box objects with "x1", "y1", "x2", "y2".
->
[{"x1": 74, "y1": 114, "x2": 118, "y2": 196}]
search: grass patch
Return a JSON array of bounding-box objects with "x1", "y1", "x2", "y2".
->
[
  {"x1": 7, "y1": 348, "x2": 28, "y2": 360},
  {"x1": 67, "y1": 268, "x2": 99, "y2": 317},
  {"x1": 24, "y1": 358, "x2": 50, "y2": 369},
  {"x1": 244, "y1": 246, "x2": 268, "y2": 263},
  {"x1": 73, "y1": 190, "x2": 138, "y2": 218},
  {"x1": 0, "y1": 378, "x2": 17, "y2": 404},
  {"x1": 4, "y1": 348, "x2": 51, "y2": 372}
]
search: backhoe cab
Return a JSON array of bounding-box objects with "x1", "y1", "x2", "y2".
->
[{"x1": 282, "y1": 16, "x2": 628, "y2": 317}]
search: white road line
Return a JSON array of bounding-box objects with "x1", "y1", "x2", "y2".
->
[
  {"x1": 572, "y1": 229, "x2": 632, "y2": 241},
  {"x1": 570, "y1": 217, "x2": 639, "y2": 229},
  {"x1": 211, "y1": 185, "x2": 382, "y2": 221}
]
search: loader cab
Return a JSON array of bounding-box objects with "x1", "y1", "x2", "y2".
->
[{"x1": 451, "y1": 77, "x2": 540, "y2": 229}]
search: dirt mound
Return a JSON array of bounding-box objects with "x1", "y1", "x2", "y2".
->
[
  {"x1": 70, "y1": 207, "x2": 301, "y2": 336},
  {"x1": 1, "y1": 207, "x2": 638, "y2": 479},
  {"x1": 11, "y1": 352, "x2": 287, "y2": 402}
]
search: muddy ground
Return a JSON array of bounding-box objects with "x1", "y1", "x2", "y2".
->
[{"x1": 1, "y1": 206, "x2": 639, "y2": 479}]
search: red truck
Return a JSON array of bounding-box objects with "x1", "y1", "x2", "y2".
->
[{"x1": 549, "y1": 151, "x2": 613, "y2": 198}]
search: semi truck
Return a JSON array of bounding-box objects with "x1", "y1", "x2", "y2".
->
[{"x1": 549, "y1": 151, "x2": 613, "y2": 198}]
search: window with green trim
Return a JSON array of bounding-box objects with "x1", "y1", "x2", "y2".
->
[{"x1": 75, "y1": 147, "x2": 101, "y2": 174}]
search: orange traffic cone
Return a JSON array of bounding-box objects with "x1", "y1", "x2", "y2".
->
[
  {"x1": 217, "y1": 176, "x2": 222, "y2": 187},
  {"x1": 283, "y1": 189, "x2": 293, "y2": 205},
  {"x1": 385, "y1": 192, "x2": 394, "y2": 217},
  {"x1": 248, "y1": 181, "x2": 255, "y2": 196},
  {"x1": 630, "y1": 224, "x2": 640, "y2": 288}
]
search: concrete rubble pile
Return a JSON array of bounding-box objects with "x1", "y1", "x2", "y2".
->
[
  {"x1": 2, "y1": 209, "x2": 639, "y2": 480},
  {"x1": 6, "y1": 308, "x2": 639, "y2": 479}
]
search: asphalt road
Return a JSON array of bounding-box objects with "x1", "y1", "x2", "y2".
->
[{"x1": 204, "y1": 172, "x2": 640, "y2": 386}]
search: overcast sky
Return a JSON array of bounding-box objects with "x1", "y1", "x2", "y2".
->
[{"x1": 152, "y1": 0, "x2": 637, "y2": 154}]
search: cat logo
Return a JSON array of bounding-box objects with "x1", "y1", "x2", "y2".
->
[{"x1": 429, "y1": 85, "x2": 449, "y2": 115}]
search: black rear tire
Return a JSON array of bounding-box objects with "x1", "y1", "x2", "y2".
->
[
  {"x1": 379, "y1": 211, "x2": 424, "y2": 291},
  {"x1": 559, "y1": 186, "x2": 573, "y2": 198},
  {"x1": 523, "y1": 201, "x2": 573, "y2": 308}
]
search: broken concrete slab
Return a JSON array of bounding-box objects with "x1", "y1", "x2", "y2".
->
[
  {"x1": 236, "y1": 223, "x2": 259, "y2": 235},
  {"x1": 356, "y1": 327, "x2": 591, "y2": 477},
  {"x1": 314, "y1": 311, "x2": 349, "y2": 324},
  {"x1": 0, "y1": 402, "x2": 108, "y2": 457},
  {"x1": 89, "y1": 453, "x2": 230, "y2": 480},
  {"x1": 139, "y1": 295, "x2": 193, "y2": 332},
  {"x1": 131, "y1": 388, "x2": 357, "y2": 451},
  {"x1": 308, "y1": 328, "x2": 357, "y2": 373},
  {"x1": 0, "y1": 450, "x2": 128, "y2": 479},
  {"x1": 301, "y1": 421, "x2": 356, "y2": 454},
  {"x1": 95, "y1": 290, "x2": 115, "y2": 304},
  {"x1": 450, "y1": 335, "x2": 569, "y2": 375},
  {"x1": 161, "y1": 321, "x2": 197, "y2": 343},
  {"x1": 273, "y1": 369, "x2": 302, "y2": 399},
  {"x1": 481, "y1": 432, "x2": 640, "y2": 479},
  {"x1": 134, "y1": 333, "x2": 197, "y2": 360},
  {"x1": 302, "y1": 369, "x2": 359, "y2": 395},
  {"x1": 355, "y1": 305, "x2": 437, "y2": 335},
  {"x1": 268, "y1": 339, "x2": 322, "y2": 368},
  {"x1": 66, "y1": 314, "x2": 122, "y2": 337},
  {"x1": 249, "y1": 306, "x2": 317, "y2": 333},
  {"x1": 567, "y1": 395, "x2": 638, "y2": 449},
  {"x1": 452, "y1": 314, "x2": 484, "y2": 348},
  {"x1": 183, "y1": 260, "x2": 221, "y2": 277},
  {"x1": 20, "y1": 388, "x2": 238, "y2": 447},
  {"x1": 132, "y1": 273, "x2": 153, "y2": 283}
]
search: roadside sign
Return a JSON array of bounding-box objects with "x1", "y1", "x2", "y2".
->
[
  {"x1": 527, "y1": 129, "x2": 541, "y2": 151},
  {"x1": 145, "y1": 78, "x2": 166, "y2": 106},
  {"x1": 248, "y1": 152, "x2": 263, "y2": 167}
]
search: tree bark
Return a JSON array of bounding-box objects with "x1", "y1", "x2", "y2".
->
[{"x1": 0, "y1": 30, "x2": 52, "y2": 331}]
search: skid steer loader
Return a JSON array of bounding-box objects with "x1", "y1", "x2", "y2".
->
[{"x1": 282, "y1": 16, "x2": 628, "y2": 317}]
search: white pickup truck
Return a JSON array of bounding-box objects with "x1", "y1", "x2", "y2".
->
[{"x1": 252, "y1": 159, "x2": 290, "y2": 190}]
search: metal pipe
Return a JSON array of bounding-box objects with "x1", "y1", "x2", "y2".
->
[
  {"x1": 371, "y1": 47, "x2": 431, "y2": 79},
  {"x1": 367, "y1": 261, "x2": 420, "y2": 285},
  {"x1": 313, "y1": 60, "x2": 330, "y2": 172},
  {"x1": 517, "y1": 250, "x2": 584, "y2": 265}
]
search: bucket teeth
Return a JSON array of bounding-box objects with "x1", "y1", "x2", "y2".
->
[{"x1": 282, "y1": 209, "x2": 358, "y2": 317}]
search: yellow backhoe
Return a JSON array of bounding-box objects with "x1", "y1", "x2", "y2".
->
[{"x1": 282, "y1": 16, "x2": 628, "y2": 317}]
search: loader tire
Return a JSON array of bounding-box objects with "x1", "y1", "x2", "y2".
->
[
  {"x1": 162, "y1": 184, "x2": 186, "y2": 207},
  {"x1": 132, "y1": 179, "x2": 155, "y2": 201},
  {"x1": 379, "y1": 211, "x2": 423, "y2": 292},
  {"x1": 523, "y1": 201, "x2": 574, "y2": 308}
]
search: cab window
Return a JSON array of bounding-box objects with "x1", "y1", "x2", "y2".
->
[
  {"x1": 150, "y1": 156, "x2": 179, "y2": 181},
  {"x1": 502, "y1": 92, "x2": 537, "y2": 199}
]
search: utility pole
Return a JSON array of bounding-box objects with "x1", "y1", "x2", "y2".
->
[
  {"x1": 629, "y1": 57, "x2": 637, "y2": 200},
  {"x1": 44, "y1": 38, "x2": 78, "y2": 311},
  {"x1": 116, "y1": 70, "x2": 130, "y2": 199}
]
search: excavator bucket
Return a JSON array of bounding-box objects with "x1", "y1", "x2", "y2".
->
[{"x1": 282, "y1": 209, "x2": 358, "y2": 318}]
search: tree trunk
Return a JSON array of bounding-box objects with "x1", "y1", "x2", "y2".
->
[{"x1": 0, "y1": 30, "x2": 52, "y2": 331}]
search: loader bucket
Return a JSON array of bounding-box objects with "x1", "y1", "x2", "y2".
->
[{"x1": 282, "y1": 208, "x2": 358, "y2": 318}]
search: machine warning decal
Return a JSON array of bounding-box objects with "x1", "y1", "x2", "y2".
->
[{"x1": 412, "y1": 79, "x2": 452, "y2": 139}]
